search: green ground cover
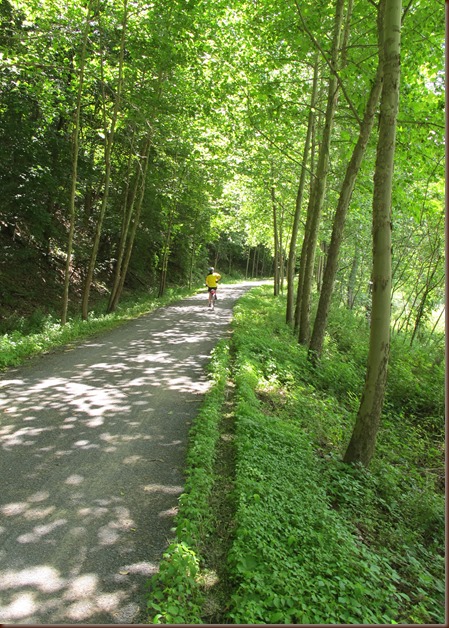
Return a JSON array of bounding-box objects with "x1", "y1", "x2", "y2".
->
[{"x1": 147, "y1": 285, "x2": 444, "y2": 624}]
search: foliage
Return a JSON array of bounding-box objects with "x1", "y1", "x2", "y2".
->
[
  {"x1": 147, "y1": 541, "x2": 203, "y2": 625},
  {"x1": 0, "y1": 0, "x2": 444, "y2": 328},
  {"x1": 225, "y1": 285, "x2": 444, "y2": 624}
]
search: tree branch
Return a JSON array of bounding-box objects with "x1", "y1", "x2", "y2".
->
[
  {"x1": 402, "y1": 0, "x2": 415, "y2": 24},
  {"x1": 293, "y1": 0, "x2": 363, "y2": 128}
]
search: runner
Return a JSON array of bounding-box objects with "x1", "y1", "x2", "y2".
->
[{"x1": 205, "y1": 267, "x2": 221, "y2": 308}]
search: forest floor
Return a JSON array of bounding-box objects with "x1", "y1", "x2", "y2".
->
[{"x1": 0, "y1": 282, "x2": 260, "y2": 624}]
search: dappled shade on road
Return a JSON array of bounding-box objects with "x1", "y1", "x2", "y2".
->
[{"x1": 0, "y1": 283, "x2": 257, "y2": 624}]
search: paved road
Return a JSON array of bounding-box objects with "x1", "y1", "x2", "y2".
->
[{"x1": 0, "y1": 282, "x2": 261, "y2": 624}]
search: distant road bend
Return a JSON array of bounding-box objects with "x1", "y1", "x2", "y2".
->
[{"x1": 0, "y1": 282, "x2": 260, "y2": 624}]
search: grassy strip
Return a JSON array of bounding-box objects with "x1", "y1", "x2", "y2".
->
[
  {"x1": 225, "y1": 286, "x2": 444, "y2": 624},
  {"x1": 0, "y1": 286, "x2": 202, "y2": 371},
  {"x1": 146, "y1": 339, "x2": 231, "y2": 624},
  {"x1": 228, "y1": 325, "x2": 398, "y2": 622}
]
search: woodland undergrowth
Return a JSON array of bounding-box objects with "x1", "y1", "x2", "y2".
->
[{"x1": 146, "y1": 285, "x2": 445, "y2": 624}]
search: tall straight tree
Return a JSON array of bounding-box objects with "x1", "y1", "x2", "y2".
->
[
  {"x1": 343, "y1": 0, "x2": 402, "y2": 466},
  {"x1": 295, "y1": 0, "x2": 346, "y2": 345},
  {"x1": 272, "y1": 181, "x2": 280, "y2": 296},
  {"x1": 81, "y1": 0, "x2": 128, "y2": 320},
  {"x1": 308, "y1": 0, "x2": 386, "y2": 361},
  {"x1": 286, "y1": 54, "x2": 319, "y2": 326},
  {"x1": 107, "y1": 131, "x2": 152, "y2": 313},
  {"x1": 61, "y1": 0, "x2": 92, "y2": 325}
]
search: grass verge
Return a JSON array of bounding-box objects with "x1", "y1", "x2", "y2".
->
[
  {"x1": 144, "y1": 287, "x2": 445, "y2": 624},
  {"x1": 144, "y1": 283, "x2": 444, "y2": 624},
  {"x1": 226, "y1": 286, "x2": 444, "y2": 624},
  {"x1": 146, "y1": 339, "x2": 233, "y2": 624}
]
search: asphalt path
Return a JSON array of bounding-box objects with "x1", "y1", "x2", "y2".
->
[{"x1": 0, "y1": 282, "x2": 262, "y2": 624}]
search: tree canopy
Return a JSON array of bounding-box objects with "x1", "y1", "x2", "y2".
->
[{"x1": 1, "y1": 0, "x2": 444, "y2": 462}]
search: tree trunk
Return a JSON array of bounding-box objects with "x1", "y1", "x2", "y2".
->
[
  {"x1": 188, "y1": 232, "x2": 196, "y2": 290},
  {"x1": 278, "y1": 204, "x2": 285, "y2": 294},
  {"x1": 409, "y1": 263, "x2": 442, "y2": 346},
  {"x1": 346, "y1": 247, "x2": 360, "y2": 309},
  {"x1": 61, "y1": 1, "x2": 92, "y2": 325},
  {"x1": 294, "y1": 145, "x2": 318, "y2": 333},
  {"x1": 308, "y1": 0, "x2": 385, "y2": 360},
  {"x1": 344, "y1": 0, "x2": 402, "y2": 466},
  {"x1": 81, "y1": 0, "x2": 128, "y2": 320},
  {"x1": 107, "y1": 133, "x2": 152, "y2": 312},
  {"x1": 107, "y1": 133, "x2": 151, "y2": 312},
  {"x1": 158, "y1": 218, "x2": 173, "y2": 298},
  {"x1": 272, "y1": 185, "x2": 280, "y2": 296},
  {"x1": 315, "y1": 240, "x2": 327, "y2": 293},
  {"x1": 245, "y1": 247, "x2": 250, "y2": 279},
  {"x1": 298, "y1": 0, "x2": 345, "y2": 345},
  {"x1": 251, "y1": 244, "x2": 257, "y2": 278}
]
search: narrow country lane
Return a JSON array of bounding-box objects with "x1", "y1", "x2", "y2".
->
[{"x1": 0, "y1": 282, "x2": 260, "y2": 625}]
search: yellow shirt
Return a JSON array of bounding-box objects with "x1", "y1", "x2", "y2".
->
[{"x1": 205, "y1": 272, "x2": 221, "y2": 288}]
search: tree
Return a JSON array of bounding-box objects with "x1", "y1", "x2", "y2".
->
[
  {"x1": 81, "y1": 0, "x2": 128, "y2": 320},
  {"x1": 61, "y1": 0, "x2": 93, "y2": 325},
  {"x1": 343, "y1": 0, "x2": 402, "y2": 466},
  {"x1": 308, "y1": 0, "x2": 385, "y2": 361},
  {"x1": 295, "y1": 0, "x2": 346, "y2": 345},
  {"x1": 285, "y1": 54, "x2": 319, "y2": 326}
]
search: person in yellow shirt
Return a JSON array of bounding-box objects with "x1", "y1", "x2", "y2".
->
[{"x1": 205, "y1": 267, "x2": 221, "y2": 308}]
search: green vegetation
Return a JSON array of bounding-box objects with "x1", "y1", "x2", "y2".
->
[
  {"x1": 146, "y1": 339, "x2": 231, "y2": 624},
  {"x1": 146, "y1": 285, "x2": 444, "y2": 624},
  {"x1": 0, "y1": 0, "x2": 444, "y2": 621}
]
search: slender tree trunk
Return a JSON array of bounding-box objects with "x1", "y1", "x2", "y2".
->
[
  {"x1": 344, "y1": 0, "x2": 402, "y2": 466},
  {"x1": 429, "y1": 305, "x2": 444, "y2": 338},
  {"x1": 107, "y1": 133, "x2": 152, "y2": 312},
  {"x1": 298, "y1": 0, "x2": 345, "y2": 345},
  {"x1": 188, "y1": 232, "x2": 196, "y2": 289},
  {"x1": 315, "y1": 241, "x2": 327, "y2": 293},
  {"x1": 107, "y1": 141, "x2": 138, "y2": 311},
  {"x1": 278, "y1": 204, "x2": 285, "y2": 294},
  {"x1": 261, "y1": 250, "x2": 266, "y2": 277},
  {"x1": 308, "y1": 0, "x2": 385, "y2": 359},
  {"x1": 347, "y1": 246, "x2": 360, "y2": 309},
  {"x1": 107, "y1": 134, "x2": 151, "y2": 312},
  {"x1": 251, "y1": 244, "x2": 257, "y2": 278},
  {"x1": 81, "y1": 0, "x2": 128, "y2": 320},
  {"x1": 61, "y1": 1, "x2": 92, "y2": 325},
  {"x1": 245, "y1": 247, "x2": 250, "y2": 279},
  {"x1": 158, "y1": 215, "x2": 173, "y2": 298},
  {"x1": 272, "y1": 185, "x2": 280, "y2": 295},
  {"x1": 293, "y1": 92, "x2": 320, "y2": 334},
  {"x1": 409, "y1": 264, "x2": 442, "y2": 346}
]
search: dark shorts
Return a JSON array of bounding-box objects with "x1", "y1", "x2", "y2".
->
[{"x1": 208, "y1": 286, "x2": 217, "y2": 292}]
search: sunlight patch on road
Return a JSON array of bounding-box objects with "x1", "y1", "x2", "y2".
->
[
  {"x1": 17, "y1": 518, "x2": 67, "y2": 544},
  {"x1": 0, "y1": 565, "x2": 65, "y2": 593},
  {"x1": 0, "y1": 591, "x2": 38, "y2": 620},
  {"x1": 143, "y1": 483, "x2": 183, "y2": 495}
]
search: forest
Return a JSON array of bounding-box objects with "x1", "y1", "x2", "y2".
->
[{"x1": 0, "y1": 0, "x2": 445, "y2": 623}]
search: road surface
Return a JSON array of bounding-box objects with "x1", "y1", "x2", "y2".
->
[{"x1": 0, "y1": 282, "x2": 261, "y2": 624}]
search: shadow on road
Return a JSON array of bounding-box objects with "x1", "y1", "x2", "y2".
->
[{"x1": 0, "y1": 282, "x2": 261, "y2": 624}]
